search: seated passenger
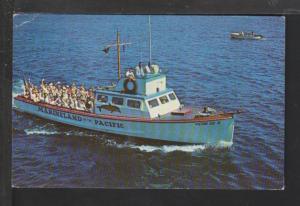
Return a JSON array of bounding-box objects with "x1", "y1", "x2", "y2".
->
[{"x1": 126, "y1": 69, "x2": 135, "y2": 78}]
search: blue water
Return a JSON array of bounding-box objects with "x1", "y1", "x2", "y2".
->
[{"x1": 12, "y1": 14, "x2": 285, "y2": 189}]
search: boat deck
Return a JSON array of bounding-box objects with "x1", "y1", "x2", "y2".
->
[{"x1": 15, "y1": 95, "x2": 234, "y2": 123}]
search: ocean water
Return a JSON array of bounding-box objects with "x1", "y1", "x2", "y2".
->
[{"x1": 12, "y1": 14, "x2": 285, "y2": 189}]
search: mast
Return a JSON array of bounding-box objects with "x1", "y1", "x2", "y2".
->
[
  {"x1": 148, "y1": 15, "x2": 152, "y2": 65},
  {"x1": 117, "y1": 30, "x2": 121, "y2": 80},
  {"x1": 103, "y1": 31, "x2": 131, "y2": 80}
]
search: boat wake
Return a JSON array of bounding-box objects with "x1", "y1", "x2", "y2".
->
[
  {"x1": 21, "y1": 121, "x2": 233, "y2": 153},
  {"x1": 104, "y1": 139, "x2": 232, "y2": 153},
  {"x1": 22, "y1": 125, "x2": 232, "y2": 153},
  {"x1": 24, "y1": 126, "x2": 96, "y2": 137},
  {"x1": 24, "y1": 128, "x2": 59, "y2": 135},
  {"x1": 126, "y1": 144, "x2": 207, "y2": 153}
]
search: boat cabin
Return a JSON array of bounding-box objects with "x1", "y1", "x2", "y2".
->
[{"x1": 94, "y1": 64, "x2": 181, "y2": 118}]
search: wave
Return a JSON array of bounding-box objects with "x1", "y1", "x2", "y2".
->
[
  {"x1": 104, "y1": 138, "x2": 231, "y2": 153},
  {"x1": 125, "y1": 141, "x2": 232, "y2": 153},
  {"x1": 23, "y1": 127, "x2": 96, "y2": 137},
  {"x1": 24, "y1": 128, "x2": 59, "y2": 135},
  {"x1": 216, "y1": 140, "x2": 233, "y2": 148},
  {"x1": 129, "y1": 144, "x2": 207, "y2": 153}
]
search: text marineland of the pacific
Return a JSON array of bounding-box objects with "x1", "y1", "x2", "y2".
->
[{"x1": 38, "y1": 106, "x2": 124, "y2": 128}]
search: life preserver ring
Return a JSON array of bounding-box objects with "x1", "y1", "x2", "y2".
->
[{"x1": 123, "y1": 77, "x2": 137, "y2": 94}]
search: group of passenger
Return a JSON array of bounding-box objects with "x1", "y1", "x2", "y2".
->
[
  {"x1": 126, "y1": 62, "x2": 160, "y2": 78},
  {"x1": 23, "y1": 79, "x2": 95, "y2": 112}
]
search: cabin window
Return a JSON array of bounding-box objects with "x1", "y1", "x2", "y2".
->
[
  {"x1": 148, "y1": 99, "x2": 159, "y2": 108},
  {"x1": 127, "y1": 99, "x2": 141, "y2": 109},
  {"x1": 112, "y1": 97, "x2": 124, "y2": 105},
  {"x1": 159, "y1": 95, "x2": 169, "y2": 104},
  {"x1": 168, "y1": 93, "x2": 176, "y2": 100},
  {"x1": 97, "y1": 95, "x2": 108, "y2": 103}
]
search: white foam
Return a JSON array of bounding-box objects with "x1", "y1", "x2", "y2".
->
[
  {"x1": 131, "y1": 144, "x2": 207, "y2": 153},
  {"x1": 24, "y1": 128, "x2": 59, "y2": 135},
  {"x1": 216, "y1": 140, "x2": 233, "y2": 148},
  {"x1": 103, "y1": 138, "x2": 207, "y2": 153},
  {"x1": 64, "y1": 131, "x2": 96, "y2": 137},
  {"x1": 104, "y1": 137, "x2": 234, "y2": 153}
]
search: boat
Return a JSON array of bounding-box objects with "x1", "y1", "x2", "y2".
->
[
  {"x1": 230, "y1": 31, "x2": 264, "y2": 40},
  {"x1": 14, "y1": 17, "x2": 241, "y2": 145}
]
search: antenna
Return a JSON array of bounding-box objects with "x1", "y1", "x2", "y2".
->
[{"x1": 148, "y1": 15, "x2": 152, "y2": 65}]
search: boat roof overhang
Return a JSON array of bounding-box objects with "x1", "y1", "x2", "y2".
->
[{"x1": 95, "y1": 88, "x2": 175, "y2": 101}]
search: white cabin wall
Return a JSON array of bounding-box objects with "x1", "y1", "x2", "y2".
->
[{"x1": 145, "y1": 76, "x2": 166, "y2": 95}]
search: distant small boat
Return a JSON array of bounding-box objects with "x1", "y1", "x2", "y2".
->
[{"x1": 230, "y1": 32, "x2": 264, "y2": 40}]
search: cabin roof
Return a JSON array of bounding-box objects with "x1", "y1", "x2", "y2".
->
[{"x1": 95, "y1": 88, "x2": 174, "y2": 100}]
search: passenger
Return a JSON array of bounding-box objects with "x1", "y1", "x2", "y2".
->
[
  {"x1": 54, "y1": 96, "x2": 62, "y2": 107},
  {"x1": 49, "y1": 96, "x2": 56, "y2": 105},
  {"x1": 126, "y1": 69, "x2": 131, "y2": 77},
  {"x1": 23, "y1": 81, "x2": 30, "y2": 98},
  {"x1": 86, "y1": 95, "x2": 94, "y2": 112},
  {"x1": 33, "y1": 86, "x2": 40, "y2": 102},
  {"x1": 135, "y1": 66, "x2": 141, "y2": 77},
  {"x1": 23, "y1": 79, "x2": 96, "y2": 112},
  {"x1": 77, "y1": 99, "x2": 86, "y2": 111},
  {"x1": 130, "y1": 69, "x2": 135, "y2": 78},
  {"x1": 61, "y1": 87, "x2": 69, "y2": 107},
  {"x1": 144, "y1": 65, "x2": 151, "y2": 73},
  {"x1": 67, "y1": 94, "x2": 73, "y2": 108}
]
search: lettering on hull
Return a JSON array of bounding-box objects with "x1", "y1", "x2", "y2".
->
[
  {"x1": 38, "y1": 106, "x2": 82, "y2": 121},
  {"x1": 94, "y1": 120, "x2": 124, "y2": 128},
  {"x1": 37, "y1": 106, "x2": 124, "y2": 128}
]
